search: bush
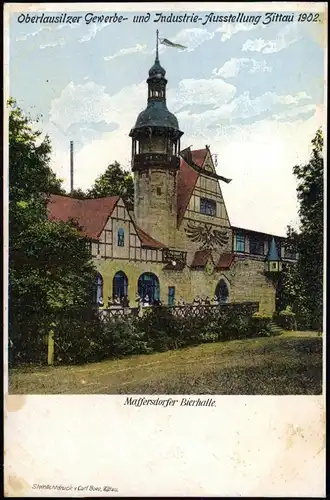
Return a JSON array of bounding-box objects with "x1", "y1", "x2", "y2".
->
[
  {"x1": 135, "y1": 306, "x2": 180, "y2": 352},
  {"x1": 249, "y1": 312, "x2": 273, "y2": 337},
  {"x1": 11, "y1": 302, "x2": 273, "y2": 366},
  {"x1": 53, "y1": 313, "x2": 106, "y2": 364},
  {"x1": 216, "y1": 308, "x2": 251, "y2": 341},
  {"x1": 103, "y1": 316, "x2": 151, "y2": 358},
  {"x1": 274, "y1": 306, "x2": 297, "y2": 331},
  {"x1": 9, "y1": 325, "x2": 47, "y2": 366}
]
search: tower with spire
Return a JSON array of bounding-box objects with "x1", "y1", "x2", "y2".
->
[{"x1": 129, "y1": 30, "x2": 183, "y2": 247}]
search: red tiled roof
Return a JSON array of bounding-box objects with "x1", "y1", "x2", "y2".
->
[
  {"x1": 47, "y1": 194, "x2": 119, "y2": 240},
  {"x1": 216, "y1": 252, "x2": 235, "y2": 270},
  {"x1": 191, "y1": 249, "x2": 213, "y2": 268},
  {"x1": 191, "y1": 148, "x2": 207, "y2": 167},
  {"x1": 177, "y1": 148, "x2": 209, "y2": 226},
  {"x1": 177, "y1": 159, "x2": 199, "y2": 226},
  {"x1": 135, "y1": 226, "x2": 167, "y2": 249},
  {"x1": 48, "y1": 194, "x2": 166, "y2": 249}
]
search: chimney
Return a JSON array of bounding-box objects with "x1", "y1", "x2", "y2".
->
[{"x1": 70, "y1": 141, "x2": 74, "y2": 194}]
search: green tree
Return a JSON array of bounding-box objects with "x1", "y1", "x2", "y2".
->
[
  {"x1": 68, "y1": 188, "x2": 88, "y2": 199},
  {"x1": 279, "y1": 129, "x2": 323, "y2": 330},
  {"x1": 9, "y1": 99, "x2": 98, "y2": 364},
  {"x1": 88, "y1": 161, "x2": 134, "y2": 205}
]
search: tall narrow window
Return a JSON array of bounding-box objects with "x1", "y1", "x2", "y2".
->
[
  {"x1": 117, "y1": 228, "x2": 125, "y2": 247},
  {"x1": 235, "y1": 234, "x2": 245, "y2": 252},
  {"x1": 113, "y1": 271, "x2": 128, "y2": 300},
  {"x1": 168, "y1": 286, "x2": 175, "y2": 306},
  {"x1": 93, "y1": 273, "x2": 104, "y2": 306}
]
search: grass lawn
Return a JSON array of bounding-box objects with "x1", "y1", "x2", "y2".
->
[{"x1": 8, "y1": 332, "x2": 323, "y2": 395}]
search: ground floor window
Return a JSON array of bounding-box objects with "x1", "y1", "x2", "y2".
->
[
  {"x1": 112, "y1": 271, "x2": 128, "y2": 300},
  {"x1": 138, "y1": 272, "x2": 160, "y2": 304},
  {"x1": 215, "y1": 279, "x2": 229, "y2": 303},
  {"x1": 168, "y1": 286, "x2": 175, "y2": 306},
  {"x1": 94, "y1": 272, "x2": 104, "y2": 306}
]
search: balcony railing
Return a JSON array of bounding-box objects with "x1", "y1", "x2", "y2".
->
[
  {"x1": 132, "y1": 153, "x2": 180, "y2": 172},
  {"x1": 162, "y1": 248, "x2": 187, "y2": 270}
]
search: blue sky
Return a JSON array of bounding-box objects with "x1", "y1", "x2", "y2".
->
[{"x1": 8, "y1": 5, "x2": 325, "y2": 236}]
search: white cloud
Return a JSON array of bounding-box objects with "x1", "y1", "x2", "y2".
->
[
  {"x1": 212, "y1": 58, "x2": 272, "y2": 79},
  {"x1": 40, "y1": 38, "x2": 65, "y2": 50},
  {"x1": 78, "y1": 24, "x2": 108, "y2": 43},
  {"x1": 16, "y1": 23, "x2": 78, "y2": 44},
  {"x1": 168, "y1": 78, "x2": 236, "y2": 112},
  {"x1": 272, "y1": 103, "x2": 316, "y2": 120},
  {"x1": 104, "y1": 43, "x2": 147, "y2": 61},
  {"x1": 16, "y1": 27, "x2": 52, "y2": 42},
  {"x1": 216, "y1": 23, "x2": 258, "y2": 42},
  {"x1": 214, "y1": 108, "x2": 323, "y2": 234},
  {"x1": 242, "y1": 24, "x2": 301, "y2": 54},
  {"x1": 175, "y1": 90, "x2": 312, "y2": 133},
  {"x1": 50, "y1": 82, "x2": 113, "y2": 132}
]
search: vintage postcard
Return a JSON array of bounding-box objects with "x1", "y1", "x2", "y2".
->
[{"x1": 4, "y1": 1, "x2": 326, "y2": 497}]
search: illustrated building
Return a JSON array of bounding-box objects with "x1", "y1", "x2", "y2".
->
[{"x1": 48, "y1": 48, "x2": 297, "y2": 313}]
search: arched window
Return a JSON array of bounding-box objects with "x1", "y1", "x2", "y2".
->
[
  {"x1": 117, "y1": 228, "x2": 125, "y2": 247},
  {"x1": 215, "y1": 279, "x2": 229, "y2": 304},
  {"x1": 93, "y1": 272, "x2": 104, "y2": 306},
  {"x1": 113, "y1": 271, "x2": 128, "y2": 300},
  {"x1": 138, "y1": 273, "x2": 160, "y2": 304}
]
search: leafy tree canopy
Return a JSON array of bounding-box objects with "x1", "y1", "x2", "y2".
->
[
  {"x1": 8, "y1": 99, "x2": 98, "y2": 362},
  {"x1": 278, "y1": 128, "x2": 323, "y2": 330},
  {"x1": 87, "y1": 161, "x2": 134, "y2": 205}
]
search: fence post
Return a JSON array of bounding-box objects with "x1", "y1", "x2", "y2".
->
[{"x1": 47, "y1": 328, "x2": 55, "y2": 365}]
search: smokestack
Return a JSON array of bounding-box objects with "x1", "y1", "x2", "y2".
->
[{"x1": 70, "y1": 141, "x2": 74, "y2": 194}]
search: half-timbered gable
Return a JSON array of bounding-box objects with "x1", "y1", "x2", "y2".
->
[
  {"x1": 186, "y1": 147, "x2": 230, "y2": 228},
  {"x1": 101, "y1": 198, "x2": 133, "y2": 260},
  {"x1": 175, "y1": 147, "x2": 232, "y2": 268}
]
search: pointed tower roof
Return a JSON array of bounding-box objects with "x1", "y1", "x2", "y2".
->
[
  {"x1": 266, "y1": 237, "x2": 281, "y2": 261},
  {"x1": 129, "y1": 30, "x2": 182, "y2": 136}
]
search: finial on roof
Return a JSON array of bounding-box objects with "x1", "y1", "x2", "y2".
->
[{"x1": 155, "y1": 29, "x2": 159, "y2": 63}]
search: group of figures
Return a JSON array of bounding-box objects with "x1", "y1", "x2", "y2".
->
[
  {"x1": 98, "y1": 295, "x2": 130, "y2": 308},
  {"x1": 192, "y1": 295, "x2": 221, "y2": 306},
  {"x1": 97, "y1": 294, "x2": 223, "y2": 309}
]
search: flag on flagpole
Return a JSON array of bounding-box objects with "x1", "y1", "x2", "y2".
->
[{"x1": 160, "y1": 38, "x2": 187, "y2": 50}]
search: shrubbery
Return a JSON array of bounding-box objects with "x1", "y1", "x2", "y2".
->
[
  {"x1": 10, "y1": 303, "x2": 283, "y2": 366},
  {"x1": 273, "y1": 306, "x2": 297, "y2": 331},
  {"x1": 249, "y1": 312, "x2": 273, "y2": 337}
]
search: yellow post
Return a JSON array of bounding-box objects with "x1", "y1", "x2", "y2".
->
[{"x1": 47, "y1": 328, "x2": 55, "y2": 365}]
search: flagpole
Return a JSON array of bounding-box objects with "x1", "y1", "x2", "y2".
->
[{"x1": 156, "y1": 29, "x2": 159, "y2": 62}]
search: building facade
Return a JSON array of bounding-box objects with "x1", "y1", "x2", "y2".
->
[{"x1": 48, "y1": 52, "x2": 296, "y2": 314}]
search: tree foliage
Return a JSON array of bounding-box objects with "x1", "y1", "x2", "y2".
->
[
  {"x1": 8, "y1": 99, "x2": 98, "y2": 364},
  {"x1": 68, "y1": 188, "x2": 89, "y2": 199},
  {"x1": 279, "y1": 129, "x2": 323, "y2": 330},
  {"x1": 87, "y1": 161, "x2": 134, "y2": 205}
]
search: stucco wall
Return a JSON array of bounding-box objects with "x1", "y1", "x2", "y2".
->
[{"x1": 94, "y1": 256, "x2": 276, "y2": 314}]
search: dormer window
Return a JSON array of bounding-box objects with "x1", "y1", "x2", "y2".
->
[
  {"x1": 200, "y1": 197, "x2": 216, "y2": 216},
  {"x1": 117, "y1": 228, "x2": 125, "y2": 247}
]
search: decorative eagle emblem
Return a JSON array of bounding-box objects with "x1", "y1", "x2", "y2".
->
[{"x1": 185, "y1": 222, "x2": 229, "y2": 249}]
